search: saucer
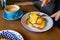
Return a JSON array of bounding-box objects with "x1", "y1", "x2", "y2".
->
[{"x1": 2, "y1": 10, "x2": 23, "y2": 20}]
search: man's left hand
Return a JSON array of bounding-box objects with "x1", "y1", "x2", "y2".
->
[
  {"x1": 51, "y1": 11, "x2": 60, "y2": 21},
  {"x1": 41, "y1": 0, "x2": 51, "y2": 7}
]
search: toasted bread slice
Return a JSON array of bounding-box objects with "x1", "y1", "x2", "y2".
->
[{"x1": 28, "y1": 13, "x2": 39, "y2": 24}]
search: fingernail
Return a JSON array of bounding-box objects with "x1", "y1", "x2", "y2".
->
[
  {"x1": 41, "y1": 4, "x2": 46, "y2": 7},
  {"x1": 55, "y1": 19, "x2": 58, "y2": 21},
  {"x1": 41, "y1": 4, "x2": 43, "y2": 7},
  {"x1": 51, "y1": 16, "x2": 53, "y2": 17}
]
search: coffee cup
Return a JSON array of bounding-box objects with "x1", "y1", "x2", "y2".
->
[{"x1": 3, "y1": 5, "x2": 23, "y2": 20}]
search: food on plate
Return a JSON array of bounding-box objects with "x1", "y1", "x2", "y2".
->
[
  {"x1": 27, "y1": 13, "x2": 39, "y2": 24},
  {"x1": 0, "y1": 36, "x2": 8, "y2": 40},
  {"x1": 27, "y1": 12, "x2": 46, "y2": 29}
]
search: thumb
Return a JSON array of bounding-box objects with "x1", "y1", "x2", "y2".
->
[{"x1": 41, "y1": 0, "x2": 47, "y2": 7}]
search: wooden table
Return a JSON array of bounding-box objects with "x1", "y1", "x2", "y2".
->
[{"x1": 0, "y1": 5, "x2": 60, "y2": 40}]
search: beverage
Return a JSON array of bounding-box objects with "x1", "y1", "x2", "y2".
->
[
  {"x1": 3, "y1": 5, "x2": 23, "y2": 20},
  {"x1": 4, "y1": 5, "x2": 20, "y2": 12}
]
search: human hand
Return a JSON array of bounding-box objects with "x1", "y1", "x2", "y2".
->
[
  {"x1": 41, "y1": 0, "x2": 51, "y2": 7},
  {"x1": 51, "y1": 11, "x2": 60, "y2": 21}
]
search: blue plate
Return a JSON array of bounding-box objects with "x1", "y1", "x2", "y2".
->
[
  {"x1": 0, "y1": 30, "x2": 24, "y2": 40},
  {"x1": 2, "y1": 10, "x2": 23, "y2": 20}
]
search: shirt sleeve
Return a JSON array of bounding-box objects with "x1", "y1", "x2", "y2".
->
[
  {"x1": 33, "y1": 0, "x2": 55, "y2": 15},
  {"x1": 57, "y1": 1, "x2": 60, "y2": 11}
]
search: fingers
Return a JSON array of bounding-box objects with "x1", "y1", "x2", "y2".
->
[
  {"x1": 51, "y1": 13, "x2": 56, "y2": 18},
  {"x1": 51, "y1": 13, "x2": 59, "y2": 21},
  {"x1": 51, "y1": 11, "x2": 60, "y2": 21},
  {"x1": 46, "y1": 0, "x2": 51, "y2": 4},
  {"x1": 41, "y1": 0, "x2": 47, "y2": 7},
  {"x1": 41, "y1": 0, "x2": 51, "y2": 7},
  {"x1": 55, "y1": 14, "x2": 60, "y2": 21}
]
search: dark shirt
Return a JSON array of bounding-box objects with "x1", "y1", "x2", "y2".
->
[
  {"x1": 29, "y1": 0, "x2": 60, "y2": 10},
  {"x1": 28, "y1": 0, "x2": 55, "y2": 15},
  {"x1": 56, "y1": 0, "x2": 60, "y2": 10}
]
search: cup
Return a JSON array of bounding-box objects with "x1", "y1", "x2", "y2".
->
[{"x1": 3, "y1": 5, "x2": 23, "y2": 20}]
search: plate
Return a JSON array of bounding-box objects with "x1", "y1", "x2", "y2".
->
[
  {"x1": 21, "y1": 12, "x2": 53, "y2": 32},
  {"x1": 0, "y1": 30, "x2": 24, "y2": 40},
  {"x1": 2, "y1": 10, "x2": 23, "y2": 20}
]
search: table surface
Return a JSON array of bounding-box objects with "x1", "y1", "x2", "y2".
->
[{"x1": 0, "y1": 5, "x2": 60, "y2": 40}]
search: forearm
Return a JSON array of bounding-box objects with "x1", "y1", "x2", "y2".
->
[
  {"x1": 14, "y1": 1, "x2": 40, "y2": 6},
  {"x1": 14, "y1": 2, "x2": 35, "y2": 5}
]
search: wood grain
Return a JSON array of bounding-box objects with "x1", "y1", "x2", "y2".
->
[{"x1": 0, "y1": 5, "x2": 60, "y2": 40}]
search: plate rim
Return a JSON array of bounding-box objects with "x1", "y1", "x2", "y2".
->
[
  {"x1": 0, "y1": 30, "x2": 24, "y2": 40},
  {"x1": 21, "y1": 12, "x2": 53, "y2": 32}
]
